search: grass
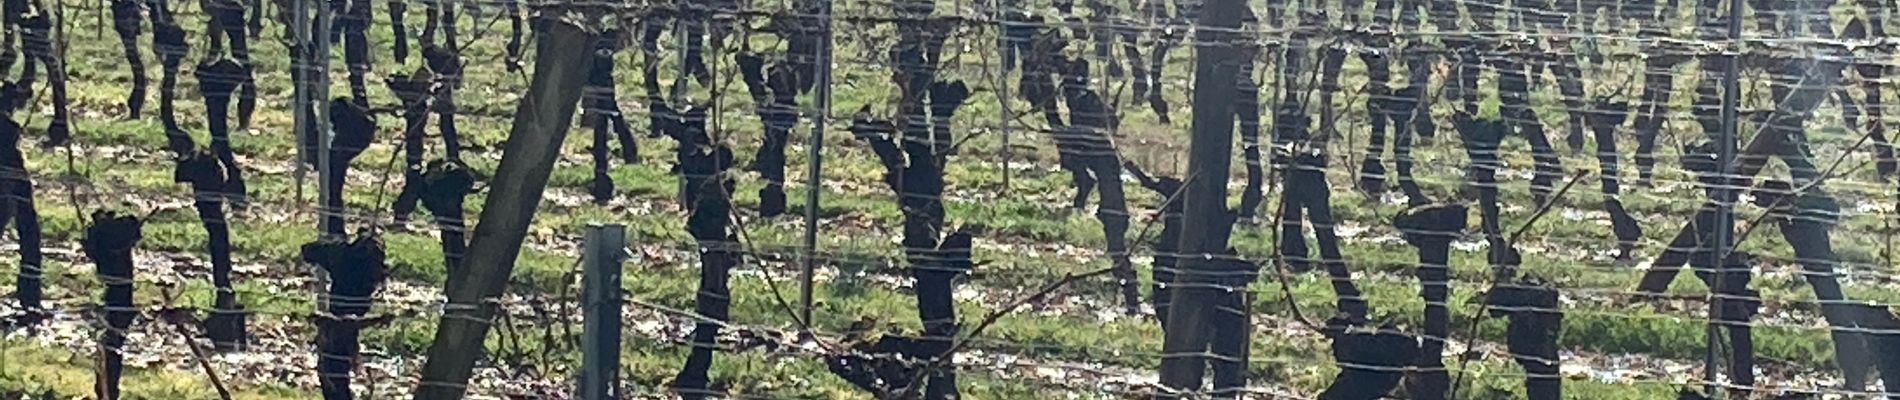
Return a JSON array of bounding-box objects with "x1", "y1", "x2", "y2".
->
[{"x1": 0, "y1": 1, "x2": 1884, "y2": 399}]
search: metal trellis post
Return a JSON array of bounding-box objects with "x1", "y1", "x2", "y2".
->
[
  {"x1": 292, "y1": 0, "x2": 308, "y2": 204},
  {"x1": 580, "y1": 223, "x2": 628, "y2": 400},
  {"x1": 1705, "y1": 0, "x2": 1746, "y2": 396},
  {"x1": 315, "y1": 0, "x2": 335, "y2": 240},
  {"x1": 799, "y1": 0, "x2": 834, "y2": 337}
]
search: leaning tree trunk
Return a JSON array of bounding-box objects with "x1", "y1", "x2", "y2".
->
[
  {"x1": 1754, "y1": 177, "x2": 1880, "y2": 389},
  {"x1": 1644, "y1": 49, "x2": 1845, "y2": 291},
  {"x1": 303, "y1": 234, "x2": 389, "y2": 400},
  {"x1": 1357, "y1": 45, "x2": 1392, "y2": 196},
  {"x1": 1538, "y1": 8, "x2": 1589, "y2": 154},
  {"x1": 1841, "y1": 304, "x2": 1900, "y2": 396},
  {"x1": 176, "y1": 151, "x2": 246, "y2": 350},
  {"x1": 1632, "y1": 51, "x2": 1684, "y2": 186},
  {"x1": 410, "y1": 19, "x2": 592, "y2": 400},
  {"x1": 1843, "y1": 17, "x2": 1896, "y2": 177},
  {"x1": 85, "y1": 212, "x2": 143, "y2": 400},
  {"x1": 196, "y1": 59, "x2": 248, "y2": 204},
  {"x1": 1394, "y1": 203, "x2": 1465, "y2": 400},
  {"x1": 1290, "y1": 152, "x2": 1367, "y2": 320},
  {"x1": 0, "y1": 108, "x2": 41, "y2": 321},
  {"x1": 1388, "y1": 85, "x2": 1426, "y2": 205},
  {"x1": 111, "y1": 0, "x2": 146, "y2": 118}
]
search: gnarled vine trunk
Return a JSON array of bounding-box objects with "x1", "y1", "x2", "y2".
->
[
  {"x1": 1394, "y1": 203, "x2": 1465, "y2": 400},
  {"x1": 85, "y1": 212, "x2": 143, "y2": 400},
  {"x1": 0, "y1": 95, "x2": 41, "y2": 321},
  {"x1": 196, "y1": 59, "x2": 249, "y2": 204},
  {"x1": 111, "y1": 0, "x2": 146, "y2": 118},
  {"x1": 175, "y1": 151, "x2": 246, "y2": 350},
  {"x1": 302, "y1": 234, "x2": 388, "y2": 400}
]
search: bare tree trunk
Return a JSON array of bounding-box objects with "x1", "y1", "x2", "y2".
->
[
  {"x1": 420, "y1": 160, "x2": 472, "y2": 272},
  {"x1": 1632, "y1": 52, "x2": 1683, "y2": 186},
  {"x1": 324, "y1": 98, "x2": 373, "y2": 237},
  {"x1": 1156, "y1": 0, "x2": 1247, "y2": 394},
  {"x1": 1642, "y1": 53, "x2": 1846, "y2": 293},
  {"x1": 206, "y1": 0, "x2": 254, "y2": 130},
  {"x1": 410, "y1": 19, "x2": 593, "y2": 400},
  {"x1": 1840, "y1": 14, "x2": 1897, "y2": 184},
  {"x1": 1457, "y1": 115, "x2": 1506, "y2": 263},
  {"x1": 1357, "y1": 49, "x2": 1390, "y2": 195}
]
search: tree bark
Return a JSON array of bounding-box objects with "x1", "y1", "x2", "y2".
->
[
  {"x1": 410, "y1": 19, "x2": 593, "y2": 400},
  {"x1": 1394, "y1": 203, "x2": 1465, "y2": 400},
  {"x1": 1156, "y1": 0, "x2": 1247, "y2": 395}
]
